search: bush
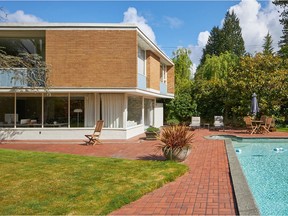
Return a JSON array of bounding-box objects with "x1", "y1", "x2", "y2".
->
[
  {"x1": 145, "y1": 126, "x2": 160, "y2": 133},
  {"x1": 166, "y1": 118, "x2": 180, "y2": 126}
]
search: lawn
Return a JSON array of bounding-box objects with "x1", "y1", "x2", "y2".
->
[
  {"x1": 276, "y1": 127, "x2": 288, "y2": 132},
  {"x1": 0, "y1": 149, "x2": 188, "y2": 215}
]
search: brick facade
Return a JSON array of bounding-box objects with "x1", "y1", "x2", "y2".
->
[
  {"x1": 46, "y1": 30, "x2": 137, "y2": 88},
  {"x1": 146, "y1": 51, "x2": 160, "y2": 91}
]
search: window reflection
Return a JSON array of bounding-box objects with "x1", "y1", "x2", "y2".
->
[{"x1": 44, "y1": 97, "x2": 68, "y2": 127}]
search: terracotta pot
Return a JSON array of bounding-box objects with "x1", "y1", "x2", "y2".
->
[{"x1": 162, "y1": 146, "x2": 191, "y2": 162}]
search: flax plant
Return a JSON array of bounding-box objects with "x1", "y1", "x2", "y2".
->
[{"x1": 157, "y1": 125, "x2": 194, "y2": 161}]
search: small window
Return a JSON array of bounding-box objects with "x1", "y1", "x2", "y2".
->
[
  {"x1": 138, "y1": 47, "x2": 145, "y2": 75},
  {"x1": 160, "y1": 64, "x2": 167, "y2": 83}
]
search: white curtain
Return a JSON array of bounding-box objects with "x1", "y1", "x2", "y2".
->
[
  {"x1": 85, "y1": 94, "x2": 95, "y2": 127},
  {"x1": 144, "y1": 99, "x2": 154, "y2": 126},
  {"x1": 101, "y1": 94, "x2": 124, "y2": 128}
]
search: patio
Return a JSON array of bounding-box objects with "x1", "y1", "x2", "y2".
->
[{"x1": 0, "y1": 128, "x2": 287, "y2": 215}]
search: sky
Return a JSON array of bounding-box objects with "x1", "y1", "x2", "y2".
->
[{"x1": 0, "y1": 0, "x2": 283, "y2": 71}]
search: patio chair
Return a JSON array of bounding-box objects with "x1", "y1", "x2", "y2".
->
[
  {"x1": 261, "y1": 117, "x2": 273, "y2": 133},
  {"x1": 85, "y1": 120, "x2": 104, "y2": 145},
  {"x1": 214, "y1": 116, "x2": 224, "y2": 131},
  {"x1": 244, "y1": 116, "x2": 257, "y2": 134},
  {"x1": 189, "y1": 116, "x2": 201, "y2": 130}
]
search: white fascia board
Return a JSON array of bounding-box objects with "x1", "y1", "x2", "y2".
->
[
  {"x1": 0, "y1": 23, "x2": 138, "y2": 30},
  {"x1": 136, "y1": 28, "x2": 174, "y2": 66},
  {"x1": 0, "y1": 87, "x2": 174, "y2": 98}
]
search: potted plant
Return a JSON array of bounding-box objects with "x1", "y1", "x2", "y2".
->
[
  {"x1": 157, "y1": 125, "x2": 194, "y2": 162},
  {"x1": 145, "y1": 126, "x2": 160, "y2": 140}
]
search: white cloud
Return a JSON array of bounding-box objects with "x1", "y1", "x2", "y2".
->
[
  {"x1": 189, "y1": 31, "x2": 210, "y2": 75},
  {"x1": 122, "y1": 7, "x2": 156, "y2": 43},
  {"x1": 5, "y1": 10, "x2": 44, "y2": 23},
  {"x1": 230, "y1": 0, "x2": 281, "y2": 54},
  {"x1": 164, "y1": 16, "x2": 183, "y2": 29},
  {"x1": 190, "y1": 0, "x2": 282, "y2": 69}
]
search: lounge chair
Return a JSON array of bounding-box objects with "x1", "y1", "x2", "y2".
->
[
  {"x1": 189, "y1": 116, "x2": 201, "y2": 130},
  {"x1": 243, "y1": 116, "x2": 257, "y2": 134},
  {"x1": 85, "y1": 120, "x2": 104, "y2": 145},
  {"x1": 214, "y1": 116, "x2": 224, "y2": 131}
]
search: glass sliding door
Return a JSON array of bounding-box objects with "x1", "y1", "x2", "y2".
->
[
  {"x1": 70, "y1": 95, "x2": 85, "y2": 127},
  {"x1": 0, "y1": 94, "x2": 15, "y2": 128},
  {"x1": 44, "y1": 95, "x2": 68, "y2": 127},
  {"x1": 16, "y1": 95, "x2": 42, "y2": 127},
  {"x1": 127, "y1": 96, "x2": 143, "y2": 127},
  {"x1": 144, "y1": 99, "x2": 154, "y2": 127}
]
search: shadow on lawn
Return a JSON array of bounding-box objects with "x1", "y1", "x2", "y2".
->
[{"x1": 137, "y1": 154, "x2": 166, "y2": 161}]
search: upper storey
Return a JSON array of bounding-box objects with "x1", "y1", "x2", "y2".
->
[{"x1": 0, "y1": 23, "x2": 174, "y2": 96}]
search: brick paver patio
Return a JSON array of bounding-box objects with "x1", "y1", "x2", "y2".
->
[{"x1": 1, "y1": 129, "x2": 287, "y2": 215}]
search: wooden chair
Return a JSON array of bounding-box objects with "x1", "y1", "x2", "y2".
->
[
  {"x1": 85, "y1": 120, "x2": 104, "y2": 145},
  {"x1": 261, "y1": 117, "x2": 273, "y2": 133},
  {"x1": 243, "y1": 116, "x2": 257, "y2": 134}
]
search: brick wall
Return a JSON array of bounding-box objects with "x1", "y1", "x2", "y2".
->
[
  {"x1": 45, "y1": 30, "x2": 137, "y2": 88},
  {"x1": 146, "y1": 50, "x2": 160, "y2": 91}
]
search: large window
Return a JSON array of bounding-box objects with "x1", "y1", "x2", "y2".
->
[
  {"x1": 101, "y1": 94, "x2": 124, "y2": 128},
  {"x1": 44, "y1": 96, "x2": 68, "y2": 127},
  {"x1": 138, "y1": 47, "x2": 145, "y2": 75},
  {"x1": 0, "y1": 94, "x2": 15, "y2": 128},
  {"x1": 127, "y1": 96, "x2": 142, "y2": 127},
  {"x1": 0, "y1": 38, "x2": 45, "y2": 58},
  {"x1": 70, "y1": 96, "x2": 84, "y2": 127},
  {"x1": 17, "y1": 95, "x2": 42, "y2": 127},
  {"x1": 160, "y1": 63, "x2": 167, "y2": 83},
  {"x1": 144, "y1": 99, "x2": 154, "y2": 127}
]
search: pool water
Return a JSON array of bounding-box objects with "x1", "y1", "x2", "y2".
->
[{"x1": 232, "y1": 139, "x2": 288, "y2": 215}]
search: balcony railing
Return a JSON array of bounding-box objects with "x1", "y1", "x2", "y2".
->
[
  {"x1": 160, "y1": 81, "x2": 167, "y2": 94},
  {"x1": 0, "y1": 68, "x2": 45, "y2": 87},
  {"x1": 137, "y1": 73, "x2": 147, "y2": 90}
]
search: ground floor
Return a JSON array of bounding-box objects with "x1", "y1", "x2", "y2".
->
[{"x1": 0, "y1": 91, "x2": 165, "y2": 140}]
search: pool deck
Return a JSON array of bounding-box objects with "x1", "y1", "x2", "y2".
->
[{"x1": 0, "y1": 129, "x2": 287, "y2": 215}]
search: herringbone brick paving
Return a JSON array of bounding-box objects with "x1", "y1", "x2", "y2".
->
[{"x1": 1, "y1": 129, "x2": 287, "y2": 215}]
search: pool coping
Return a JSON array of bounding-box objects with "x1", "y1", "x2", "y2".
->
[
  {"x1": 225, "y1": 139, "x2": 260, "y2": 216},
  {"x1": 205, "y1": 135, "x2": 261, "y2": 215}
]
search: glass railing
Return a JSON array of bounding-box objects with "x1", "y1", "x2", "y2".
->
[
  {"x1": 137, "y1": 73, "x2": 146, "y2": 90},
  {"x1": 160, "y1": 81, "x2": 167, "y2": 94},
  {"x1": 0, "y1": 68, "x2": 45, "y2": 87}
]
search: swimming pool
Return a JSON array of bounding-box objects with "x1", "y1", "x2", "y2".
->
[{"x1": 211, "y1": 135, "x2": 288, "y2": 215}]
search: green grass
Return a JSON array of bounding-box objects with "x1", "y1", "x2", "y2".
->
[
  {"x1": 276, "y1": 127, "x2": 288, "y2": 132},
  {"x1": 0, "y1": 149, "x2": 188, "y2": 215}
]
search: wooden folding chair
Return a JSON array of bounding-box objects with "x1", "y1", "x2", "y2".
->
[
  {"x1": 261, "y1": 117, "x2": 273, "y2": 133},
  {"x1": 244, "y1": 116, "x2": 257, "y2": 134},
  {"x1": 85, "y1": 120, "x2": 104, "y2": 145}
]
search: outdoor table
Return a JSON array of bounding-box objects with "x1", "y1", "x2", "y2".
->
[{"x1": 251, "y1": 120, "x2": 264, "y2": 134}]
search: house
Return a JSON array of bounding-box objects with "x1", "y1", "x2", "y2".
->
[{"x1": 0, "y1": 23, "x2": 174, "y2": 140}]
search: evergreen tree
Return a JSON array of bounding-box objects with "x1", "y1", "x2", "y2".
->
[
  {"x1": 221, "y1": 10, "x2": 246, "y2": 57},
  {"x1": 199, "y1": 10, "x2": 245, "y2": 67},
  {"x1": 200, "y1": 26, "x2": 223, "y2": 64},
  {"x1": 273, "y1": 0, "x2": 288, "y2": 58},
  {"x1": 262, "y1": 32, "x2": 274, "y2": 55}
]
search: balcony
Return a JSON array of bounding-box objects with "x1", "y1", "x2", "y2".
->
[
  {"x1": 137, "y1": 73, "x2": 147, "y2": 90},
  {"x1": 0, "y1": 68, "x2": 45, "y2": 87},
  {"x1": 160, "y1": 81, "x2": 167, "y2": 95}
]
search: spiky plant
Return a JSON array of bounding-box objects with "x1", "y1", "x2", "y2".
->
[{"x1": 157, "y1": 125, "x2": 194, "y2": 160}]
